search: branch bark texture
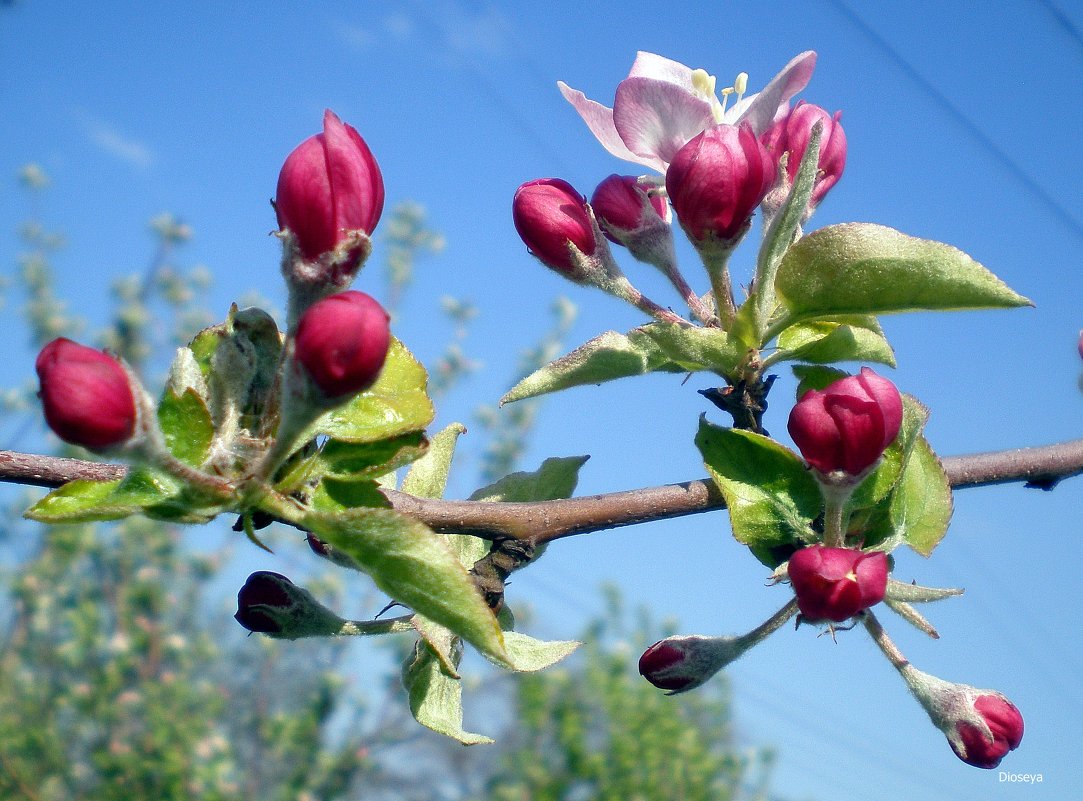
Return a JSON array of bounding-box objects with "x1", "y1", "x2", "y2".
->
[{"x1": 3, "y1": 439, "x2": 1082, "y2": 545}]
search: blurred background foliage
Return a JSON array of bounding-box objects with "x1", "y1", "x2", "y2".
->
[{"x1": 0, "y1": 171, "x2": 780, "y2": 800}]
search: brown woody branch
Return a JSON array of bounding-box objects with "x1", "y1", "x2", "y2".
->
[{"x1": 2, "y1": 439, "x2": 1082, "y2": 546}]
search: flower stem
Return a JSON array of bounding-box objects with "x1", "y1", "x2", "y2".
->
[
  {"x1": 863, "y1": 610, "x2": 909, "y2": 671},
  {"x1": 735, "y1": 597, "x2": 800, "y2": 649},
  {"x1": 702, "y1": 249, "x2": 736, "y2": 329},
  {"x1": 658, "y1": 258, "x2": 716, "y2": 325}
]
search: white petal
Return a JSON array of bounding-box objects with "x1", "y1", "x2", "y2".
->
[
  {"x1": 557, "y1": 80, "x2": 648, "y2": 166},
  {"x1": 735, "y1": 51, "x2": 818, "y2": 135}
]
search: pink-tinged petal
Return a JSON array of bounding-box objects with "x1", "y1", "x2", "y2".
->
[
  {"x1": 613, "y1": 77, "x2": 716, "y2": 168},
  {"x1": 627, "y1": 51, "x2": 697, "y2": 88},
  {"x1": 734, "y1": 51, "x2": 818, "y2": 135},
  {"x1": 557, "y1": 81, "x2": 650, "y2": 168}
]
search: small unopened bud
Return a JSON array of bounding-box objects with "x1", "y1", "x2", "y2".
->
[
  {"x1": 787, "y1": 545, "x2": 888, "y2": 623},
  {"x1": 293, "y1": 290, "x2": 391, "y2": 399},
  {"x1": 35, "y1": 338, "x2": 138, "y2": 451},
  {"x1": 762, "y1": 101, "x2": 847, "y2": 207},
  {"x1": 513, "y1": 178, "x2": 600, "y2": 280},
  {"x1": 665, "y1": 122, "x2": 775, "y2": 248},
  {"x1": 234, "y1": 571, "x2": 347, "y2": 639},
  {"x1": 787, "y1": 367, "x2": 903, "y2": 477},
  {"x1": 276, "y1": 110, "x2": 385, "y2": 323},
  {"x1": 590, "y1": 174, "x2": 675, "y2": 268},
  {"x1": 900, "y1": 665, "x2": 1024, "y2": 769},
  {"x1": 639, "y1": 634, "x2": 746, "y2": 694},
  {"x1": 276, "y1": 109, "x2": 384, "y2": 261}
]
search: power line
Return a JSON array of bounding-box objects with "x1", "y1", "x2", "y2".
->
[
  {"x1": 1034, "y1": 0, "x2": 1083, "y2": 57},
  {"x1": 826, "y1": 0, "x2": 1083, "y2": 245}
]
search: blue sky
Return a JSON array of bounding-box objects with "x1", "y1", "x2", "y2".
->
[{"x1": 2, "y1": 1, "x2": 1082, "y2": 798}]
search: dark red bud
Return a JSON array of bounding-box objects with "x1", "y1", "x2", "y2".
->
[
  {"x1": 590, "y1": 174, "x2": 668, "y2": 243},
  {"x1": 294, "y1": 290, "x2": 391, "y2": 398},
  {"x1": 762, "y1": 101, "x2": 847, "y2": 205},
  {"x1": 665, "y1": 123, "x2": 775, "y2": 244},
  {"x1": 512, "y1": 178, "x2": 597, "y2": 274},
  {"x1": 275, "y1": 109, "x2": 385, "y2": 261},
  {"x1": 35, "y1": 338, "x2": 137, "y2": 451},
  {"x1": 235, "y1": 571, "x2": 295, "y2": 634},
  {"x1": 788, "y1": 545, "x2": 888, "y2": 622},
  {"x1": 788, "y1": 367, "x2": 903, "y2": 475},
  {"x1": 952, "y1": 693, "x2": 1025, "y2": 769}
]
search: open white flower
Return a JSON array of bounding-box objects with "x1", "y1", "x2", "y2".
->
[{"x1": 558, "y1": 50, "x2": 817, "y2": 173}]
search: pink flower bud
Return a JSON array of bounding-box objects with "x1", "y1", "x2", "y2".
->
[
  {"x1": 762, "y1": 102, "x2": 847, "y2": 205},
  {"x1": 512, "y1": 178, "x2": 597, "y2": 275},
  {"x1": 35, "y1": 338, "x2": 137, "y2": 451},
  {"x1": 590, "y1": 174, "x2": 668, "y2": 243},
  {"x1": 787, "y1": 545, "x2": 888, "y2": 622},
  {"x1": 953, "y1": 693, "x2": 1025, "y2": 769},
  {"x1": 639, "y1": 635, "x2": 739, "y2": 694},
  {"x1": 275, "y1": 109, "x2": 385, "y2": 261},
  {"x1": 664, "y1": 123, "x2": 775, "y2": 245},
  {"x1": 901, "y1": 666, "x2": 1024, "y2": 770},
  {"x1": 787, "y1": 367, "x2": 903, "y2": 476},
  {"x1": 294, "y1": 290, "x2": 391, "y2": 398}
]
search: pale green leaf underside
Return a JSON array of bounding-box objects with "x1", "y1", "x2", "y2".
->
[
  {"x1": 302, "y1": 507, "x2": 508, "y2": 667},
  {"x1": 402, "y1": 637, "x2": 493, "y2": 745},
  {"x1": 775, "y1": 316, "x2": 896, "y2": 367}
]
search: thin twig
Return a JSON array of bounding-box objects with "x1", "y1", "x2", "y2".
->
[{"x1": 3, "y1": 438, "x2": 1083, "y2": 545}]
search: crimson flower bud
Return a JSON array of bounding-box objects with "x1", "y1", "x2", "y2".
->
[
  {"x1": 234, "y1": 571, "x2": 347, "y2": 640},
  {"x1": 275, "y1": 109, "x2": 384, "y2": 261},
  {"x1": 294, "y1": 290, "x2": 391, "y2": 398},
  {"x1": 762, "y1": 101, "x2": 847, "y2": 205},
  {"x1": 900, "y1": 665, "x2": 1024, "y2": 770},
  {"x1": 512, "y1": 178, "x2": 598, "y2": 277},
  {"x1": 664, "y1": 122, "x2": 775, "y2": 245},
  {"x1": 235, "y1": 571, "x2": 293, "y2": 634},
  {"x1": 590, "y1": 174, "x2": 669, "y2": 243},
  {"x1": 954, "y1": 693, "x2": 1025, "y2": 769},
  {"x1": 35, "y1": 338, "x2": 137, "y2": 451},
  {"x1": 787, "y1": 545, "x2": 888, "y2": 622},
  {"x1": 787, "y1": 367, "x2": 903, "y2": 476},
  {"x1": 639, "y1": 635, "x2": 739, "y2": 694}
]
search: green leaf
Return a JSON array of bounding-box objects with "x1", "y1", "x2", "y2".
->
[
  {"x1": 774, "y1": 223, "x2": 1031, "y2": 323},
  {"x1": 157, "y1": 387, "x2": 214, "y2": 466},
  {"x1": 401, "y1": 422, "x2": 466, "y2": 500},
  {"x1": 639, "y1": 323, "x2": 743, "y2": 376},
  {"x1": 791, "y1": 365, "x2": 849, "y2": 397},
  {"x1": 402, "y1": 635, "x2": 493, "y2": 745},
  {"x1": 310, "y1": 478, "x2": 391, "y2": 513},
  {"x1": 695, "y1": 418, "x2": 821, "y2": 567},
  {"x1": 891, "y1": 436, "x2": 953, "y2": 556},
  {"x1": 318, "y1": 338, "x2": 435, "y2": 443},
  {"x1": 502, "y1": 631, "x2": 579, "y2": 672},
  {"x1": 501, "y1": 326, "x2": 686, "y2": 404},
  {"x1": 849, "y1": 394, "x2": 929, "y2": 511},
  {"x1": 25, "y1": 467, "x2": 182, "y2": 524},
  {"x1": 469, "y1": 455, "x2": 589, "y2": 503},
  {"x1": 747, "y1": 122, "x2": 822, "y2": 342},
  {"x1": 302, "y1": 507, "x2": 508, "y2": 666},
  {"x1": 774, "y1": 316, "x2": 896, "y2": 367}
]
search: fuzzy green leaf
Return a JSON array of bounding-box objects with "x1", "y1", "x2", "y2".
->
[
  {"x1": 310, "y1": 479, "x2": 391, "y2": 514},
  {"x1": 402, "y1": 635, "x2": 493, "y2": 745},
  {"x1": 502, "y1": 631, "x2": 580, "y2": 672},
  {"x1": 303, "y1": 507, "x2": 508, "y2": 667},
  {"x1": 401, "y1": 423, "x2": 466, "y2": 500},
  {"x1": 695, "y1": 418, "x2": 821, "y2": 567},
  {"x1": 157, "y1": 387, "x2": 214, "y2": 466},
  {"x1": 774, "y1": 316, "x2": 896, "y2": 367},
  {"x1": 25, "y1": 467, "x2": 182, "y2": 524},
  {"x1": 891, "y1": 436, "x2": 953, "y2": 556},
  {"x1": 775, "y1": 223, "x2": 1031, "y2": 323},
  {"x1": 501, "y1": 327, "x2": 686, "y2": 404},
  {"x1": 318, "y1": 338, "x2": 435, "y2": 443},
  {"x1": 469, "y1": 455, "x2": 589, "y2": 503},
  {"x1": 639, "y1": 323, "x2": 743, "y2": 376}
]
